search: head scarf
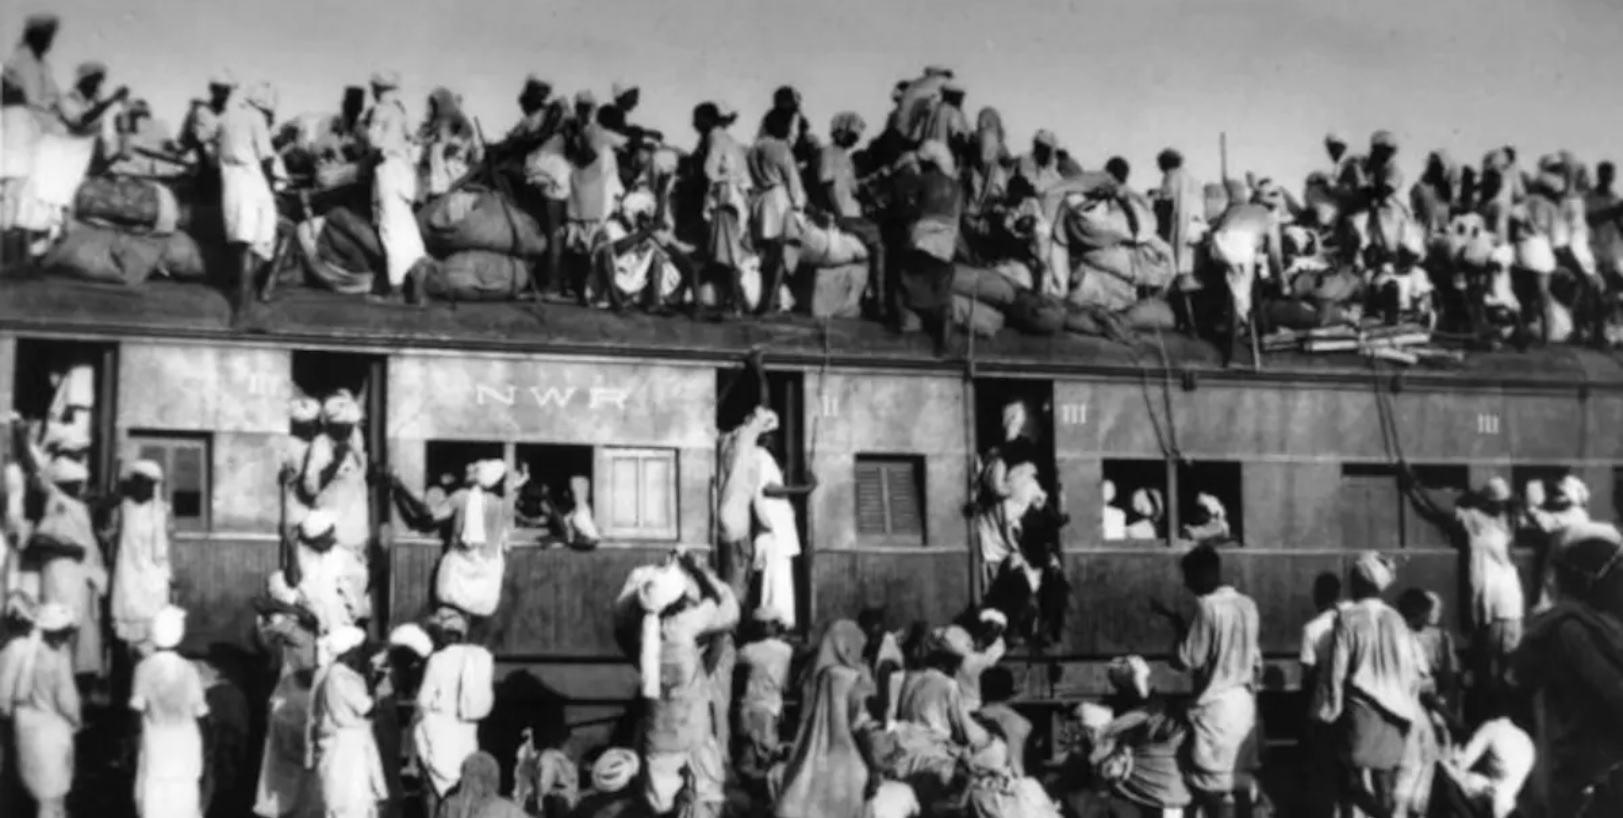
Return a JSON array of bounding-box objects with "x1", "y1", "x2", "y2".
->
[
  {"x1": 290, "y1": 397, "x2": 321, "y2": 424},
  {"x1": 322, "y1": 391, "x2": 362, "y2": 425},
  {"x1": 975, "y1": 107, "x2": 1009, "y2": 169},
  {"x1": 1352, "y1": 551, "x2": 1397, "y2": 592},
  {"x1": 800, "y1": 619, "x2": 869, "y2": 705},
  {"x1": 389, "y1": 623, "x2": 434, "y2": 658},
  {"x1": 1107, "y1": 655, "x2": 1151, "y2": 699},
  {"x1": 422, "y1": 87, "x2": 474, "y2": 141},
  {"x1": 441, "y1": 751, "x2": 504, "y2": 818},
  {"x1": 151, "y1": 605, "x2": 187, "y2": 650},
  {"x1": 636, "y1": 563, "x2": 688, "y2": 699},
  {"x1": 592, "y1": 748, "x2": 640, "y2": 793}
]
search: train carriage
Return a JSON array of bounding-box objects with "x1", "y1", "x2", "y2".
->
[{"x1": 2, "y1": 274, "x2": 1620, "y2": 754}]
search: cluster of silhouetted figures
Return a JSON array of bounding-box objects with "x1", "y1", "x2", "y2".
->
[{"x1": 8, "y1": 13, "x2": 1623, "y2": 366}]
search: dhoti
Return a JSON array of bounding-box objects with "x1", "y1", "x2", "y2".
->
[
  {"x1": 1185, "y1": 687, "x2": 1257, "y2": 793},
  {"x1": 220, "y1": 160, "x2": 278, "y2": 260},
  {"x1": 12, "y1": 131, "x2": 96, "y2": 235},
  {"x1": 372, "y1": 155, "x2": 426, "y2": 286}
]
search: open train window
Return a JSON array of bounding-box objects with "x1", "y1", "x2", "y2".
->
[
  {"x1": 11, "y1": 338, "x2": 117, "y2": 491},
  {"x1": 514, "y1": 442, "x2": 600, "y2": 542},
  {"x1": 1178, "y1": 460, "x2": 1244, "y2": 544},
  {"x1": 126, "y1": 431, "x2": 211, "y2": 531},
  {"x1": 854, "y1": 454, "x2": 927, "y2": 547},
  {"x1": 1403, "y1": 465, "x2": 1469, "y2": 549},
  {"x1": 1102, "y1": 458, "x2": 1168, "y2": 543},
  {"x1": 1510, "y1": 464, "x2": 1576, "y2": 507},
  {"x1": 973, "y1": 378, "x2": 1056, "y2": 490}
]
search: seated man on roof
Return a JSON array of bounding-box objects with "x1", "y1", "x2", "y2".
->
[{"x1": 585, "y1": 187, "x2": 683, "y2": 312}]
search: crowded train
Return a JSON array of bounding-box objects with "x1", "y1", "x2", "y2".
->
[{"x1": 6, "y1": 9, "x2": 1623, "y2": 818}]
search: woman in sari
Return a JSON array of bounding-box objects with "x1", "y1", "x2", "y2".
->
[
  {"x1": 435, "y1": 751, "x2": 527, "y2": 818},
  {"x1": 777, "y1": 619, "x2": 880, "y2": 818},
  {"x1": 0, "y1": 602, "x2": 80, "y2": 818},
  {"x1": 1512, "y1": 521, "x2": 1623, "y2": 818},
  {"x1": 310, "y1": 625, "x2": 388, "y2": 818}
]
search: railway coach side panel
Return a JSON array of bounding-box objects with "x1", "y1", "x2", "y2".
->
[
  {"x1": 804, "y1": 371, "x2": 973, "y2": 631},
  {"x1": 386, "y1": 353, "x2": 715, "y2": 657}
]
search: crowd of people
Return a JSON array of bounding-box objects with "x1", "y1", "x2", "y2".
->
[{"x1": 7, "y1": 13, "x2": 1623, "y2": 359}]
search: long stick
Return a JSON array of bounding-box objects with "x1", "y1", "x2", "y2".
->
[{"x1": 1220, "y1": 132, "x2": 1229, "y2": 186}]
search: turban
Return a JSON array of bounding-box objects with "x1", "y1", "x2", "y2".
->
[
  {"x1": 1352, "y1": 551, "x2": 1397, "y2": 592},
  {"x1": 1075, "y1": 702, "x2": 1115, "y2": 733},
  {"x1": 714, "y1": 102, "x2": 737, "y2": 123},
  {"x1": 1552, "y1": 475, "x2": 1590, "y2": 507},
  {"x1": 151, "y1": 605, "x2": 187, "y2": 650},
  {"x1": 978, "y1": 609, "x2": 1008, "y2": 628},
  {"x1": 574, "y1": 90, "x2": 597, "y2": 108},
  {"x1": 209, "y1": 69, "x2": 237, "y2": 90},
  {"x1": 126, "y1": 459, "x2": 163, "y2": 482},
  {"x1": 290, "y1": 397, "x2": 321, "y2": 423},
  {"x1": 370, "y1": 70, "x2": 401, "y2": 90},
  {"x1": 943, "y1": 80, "x2": 965, "y2": 95},
  {"x1": 611, "y1": 81, "x2": 637, "y2": 100},
  {"x1": 1102, "y1": 480, "x2": 1117, "y2": 505},
  {"x1": 266, "y1": 571, "x2": 301, "y2": 606},
  {"x1": 637, "y1": 564, "x2": 688, "y2": 699},
  {"x1": 321, "y1": 625, "x2": 367, "y2": 662},
  {"x1": 1481, "y1": 477, "x2": 1512, "y2": 502},
  {"x1": 1195, "y1": 493, "x2": 1226, "y2": 520},
  {"x1": 35, "y1": 602, "x2": 76, "y2": 632},
  {"x1": 1325, "y1": 131, "x2": 1347, "y2": 146},
  {"x1": 44, "y1": 422, "x2": 90, "y2": 453},
  {"x1": 322, "y1": 392, "x2": 362, "y2": 424},
  {"x1": 592, "y1": 748, "x2": 640, "y2": 793},
  {"x1": 830, "y1": 112, "x2": 866, "y2": 138},
  {"x1": 1002, "y1": 401, "x2": 1028, "y2": 438},
  {"x1": 48, "y1": 457, "x2": 88, "y2": 485},
  {"x1": 430, "y1": 607, "x2": 469, "y2": 637},
  {"x1": 1033, "y1": 129, "x2": 1059, "y2": 148},
  {"x1": 299, "y1": 509, "x2": 338, "y2": 542},
  {"x1": 1107, "y1": 655, "x2": 1151, "y2": 699},
  {"x1": 620, "y1": 189, "x2": 658, "y2": 222},
  {"x1": 937, "y1": 625, "x2": 975, "y2": 658},
  {"x1": 24, "y1": 14, "x2": 59, "y2": 35},
  {"x1": 473, "y1": 459, "x2": 507, "y2": 490},
  {"x1": 75, "y1": 61, "x2": 107, "y2": 83},
  {"x1": 389, "y1": 623, "x2": 434, "y2": 658},
  {"x1": 1371, "y1": 130, "x2": 1397, "y2": 150}
]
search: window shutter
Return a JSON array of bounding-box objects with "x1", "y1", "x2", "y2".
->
[
  {"x1": 600, "y1": 447, "x2": 679, "y2": 541},
  {"x1": 639, "y1": 454, "x2": 674, "y2": 531},
  {"x1": 885, "y1": 462, "x2": 923, "y2": 536},
  {"x1": 855, "y1": 460, "x2": 889, "y2": 535},
  {"x1": 606, "y1": 453, "x2": 642, "y2": 531}
]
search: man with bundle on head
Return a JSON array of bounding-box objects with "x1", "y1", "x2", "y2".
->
[{"x1": 614, "y1": 550, "x2": 739, "y2": 818}]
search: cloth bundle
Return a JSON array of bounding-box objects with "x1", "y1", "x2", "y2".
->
[
  {"x1": 73, "y1": 176, "x2": 181, "y2": 235},
  {"x1": 42, "y1": 219, "x2": 206, "y2": 285},
  {"x1": 418, "y1": 187, "x2": 548, "y2": 259}
]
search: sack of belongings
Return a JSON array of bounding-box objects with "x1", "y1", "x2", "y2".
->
[
  {"x1": 419, "y1": 187, "x2": 549, "y2": 259},
  {"x1": 318, "y1": 206, "x2": 386, "y2": 274},
  {"x1": 1003, "y1": 289, "x2": 1067, "y2": 336},
  {"x1": 42, "y1": 220, "x2": 205, "y2": 285},
  {"x1": 951, "y1": 293, "x2": 1005, "y2": 338},
  {"x1": 74, "y1": 176, "x2": 180, "y2": 235},
  {"x1": 1121, "y1": 297, "x2": 1177, "y2": 331},
  {"x1": 794, "y1": 214, "x2": 868, "y2": 268},
  {"x1": 294, "y1": 216, "x2": 374, "y2": 295},
  {"x1": 1203, "y1": 183, "x2": 1231, "y2": 224},
  {"x1": 1059, "y1": 193, "x2": 1156, "y2": 252},
  {"x1": 951, "y1": 263, "x2": 1021, "y2": 310},
  {"x1": 426, "y1": 251, "x2": 530, "y2": 302},
  {"x1": 806, "y1": 262, "x2": 867, "y2": 319},
  {"x1": 1066, "y1": 241, "x2": 1176, "y2": 313}
]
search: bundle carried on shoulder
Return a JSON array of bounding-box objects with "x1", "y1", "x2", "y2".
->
[
  {"x1": 73, "y1": 176, "x2": 181, "y2": 235},
  {"x1": 419, "y1": 187, "x2": 548, "y2": 259},
  {"x1": 42, "y1": 220, "x2": 205, "y2": 285}
]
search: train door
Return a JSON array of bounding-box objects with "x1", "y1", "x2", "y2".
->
[
  {"x1": 291, "y1": 350, "x2": 390, "y2": 625},
  {"x1": 971, "y1": 378, "x2": 1056, "y2": 598},
  {"x1": 10, "y1": 338, "x2": 120, "y2": 497},
  {"x1": 715, "y1": 364, "x2": 808, "y2": 630}
]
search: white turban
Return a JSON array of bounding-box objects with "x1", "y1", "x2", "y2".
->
[
  {"x1": 1555, "y1": 475, "x2": 1591, "y2": 508},
  {"x1": 388, "y1": 623, "x2": 434, "y2": 658},
  {"x1": 1195, "y1": 493, "x2": 1226, "y2": 520},
  {"x1": 1075, "y1": 702, "x2": 1115, "y2": 733},
  {"x1": 637, "y1": 564, "x2": 688, "y2": 699},
  {"x1": 34, "y1": 602, "x2": 76, "y2": 632},
  {"x1": 592, "y1": 748, "x2": 641, "y2": 794},
  {"x1": 1107, "y1": 655, "x2": 1151, "y2": 699},
  {"x1": 151, "y1": 605, "x2": 187, "y2": 650},
  {"x1": 620, "y1": 189, "x2": 658, "y2": 222},
  {"x1": 48, "y1": 457, "x2": 88, "y2": 485},
  {"x1": 917, "y1": 140, "x2": 956, "y2": 176},
  {"x1": 1482, "y1": 477, "x2": 1512, "y2": 503},
  {"x1": 299, "y1": 509, "x2": 338, "y2": 542},
  {"x1": 978, "y1": 609, "x2": 1008, "y2": 628},
  {"x1": 126, "y1": 459, "x2": 164, "y2": 482},
  {"x1": 473, "y1": 459, "x2": 507, "y2": 490},
  {"x1": 290, "y1": 397, "x2": 321, "y2": 423},
  {"x1": 1352, "y1": 551, "x2": 1397, "y2": 592},
  {"x1": 267, "y1": 571, "x2": 301, "y2": 606},
  {"x1": 321, "y1": 626, "x2": 367, "y2": 663},
  {"x1": 322, "y1": 392, "x2": 363, "y2": 425}
]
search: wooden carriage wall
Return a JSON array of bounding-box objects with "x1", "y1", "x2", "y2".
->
[{"x1": 3, "y1": 281, "x2": 1622, "y2": 714}]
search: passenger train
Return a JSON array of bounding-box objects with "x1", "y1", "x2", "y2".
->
[{"x1": 2, "y1": 273, "x2": 1618, "y2": 756}]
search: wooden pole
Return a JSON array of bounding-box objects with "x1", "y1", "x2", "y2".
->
[{"x1": 1220, "y1": 132, "x2": 1229, "y2": 186}]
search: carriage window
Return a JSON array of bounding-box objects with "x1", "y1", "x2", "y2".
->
[
  {"x1": 1178, "y1": 460, "x2": 1244, "y2": 544},
  {"x1": 1403, "y1": 465, "x2": 1469, "y2": 549},
  {"x1": 596, "y1": 447, "x2": 678, "y2": 541},
  {"x1": 1510, "y1": 464, "x2": 1577, "y2": 509},
  {"x1": 12, "y1": 339, "x2": 116, "y2": 490},
  {"x1": 291, "y1": 351, "x2": 375, "y2": 407},
  {"x1": 855, "y1": 455, "x2": 927, "y2": 546},
  {"x1": 1102, "y1": 458, "x2": 1168, "y2": 543},
  {"x1": 1340, "y1": 464, "x2": 1401, "y2": 552},
  {"x1": 126, "y1": 432, "x2": 211, "y2": 530},
  {"x1": 423, "y1": 440, "x2": 504, "y2": 508}
]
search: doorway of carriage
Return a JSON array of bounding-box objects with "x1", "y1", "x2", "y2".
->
[
  {"x1": 714, "y1": 364, "x2": 810, "y2": 633},
  {"x1": 291, "y1": 349, "x2": 390, "y2": 635}
]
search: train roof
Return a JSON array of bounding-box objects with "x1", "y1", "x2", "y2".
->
[{"x1": 1, "y1": 274, "x2": 1620, "y2": 391}]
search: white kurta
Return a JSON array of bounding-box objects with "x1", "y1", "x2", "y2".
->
[
  {"x1": 13, "y1": 130, "x2": 96, "y2": 234},
  {"x1": 217, "y1": 103, "x2": 279, "y2": 260},
  {"x1": 312, "y1": 663, "x2": 387, "y2": 818},
  {"x1": 131, "y1": 650, "x2": 209, "y2": 818},
  {"x1": 254, "y1": 666, "x2": 322, "y2": 818},
  {"x1": 411, "y1": 644, "x2": 495, "y2": 796},
  {"x1": 111, "y1": 499, "x2": 173, "y2": 645},
  {"x1": 751, "y1": 451, "x2": 800, "y2": 629}
]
